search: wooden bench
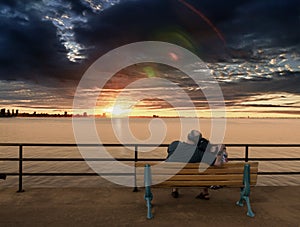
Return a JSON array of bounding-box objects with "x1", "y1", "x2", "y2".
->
[{"x1": 136, "y1": 161, "x2": 259, "y2": 219}]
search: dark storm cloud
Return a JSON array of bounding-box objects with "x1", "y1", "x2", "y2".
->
[
  {"x1": 194, "y1": 0, "x2": 300, "y2": 50},
  {"x1": 75, "y1": 0, "x2": 228, "y2": 62},
  {"x1": 0, "y1": 0, "x2": 233, "y2": 85},
  {"x1": 0, "y1": 0, "x2": 87, "y2": 84}
]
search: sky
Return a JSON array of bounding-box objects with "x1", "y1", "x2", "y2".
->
[{"x1": 0, "y1": 0, "x2": 300, "y2": 117}]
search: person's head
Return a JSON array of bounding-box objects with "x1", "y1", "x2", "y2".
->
[{"x1": 187, "y1": 130, "x2": 202, "y2": 144}]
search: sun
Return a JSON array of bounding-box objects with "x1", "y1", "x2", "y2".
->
[{"x1": 103, "y1": 104, "x2": 131, "y2": 117}]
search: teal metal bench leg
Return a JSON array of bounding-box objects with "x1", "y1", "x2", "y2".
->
[
  {"x1": 144, "y1": 164, "x2": 153, "y2": 219},
  {"x1": 236, "y1": 164, "x2": 255, "y2": 217},
  {"x1": 236, "y1": 190, "x2": 244, "y2": 207},
  {"x1": 244, "y1": 196, "x2": 255, "y2": 217},
  {"x1": 145, "y1": 186, "x2": 153, "y2": 219},
  {"x1": 236, "y1": 190, "x2": 255, "y2": 217}
]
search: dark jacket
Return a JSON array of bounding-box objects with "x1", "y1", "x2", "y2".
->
[{"x1": 166, "y1": 139, "x2": 216, "y2": 165}]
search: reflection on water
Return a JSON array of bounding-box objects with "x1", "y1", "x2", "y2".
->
[{"x1": 0, "y1": 118, "x2": 299, "y2": 187}]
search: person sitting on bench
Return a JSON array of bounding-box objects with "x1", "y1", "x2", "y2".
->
[{"x1": 166, "y1": 130, "x2": 225, "y2": 199}]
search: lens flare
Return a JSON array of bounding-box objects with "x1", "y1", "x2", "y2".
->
[
  {"x1": 178, "y1": 0, "x2": 226, "y2": 45},
  {"x1": 153, "y1": 28, "x2": 197, "y2": 52},
  {"x1": 143, "y1": 66, "x2": 156, "y2": 78},
  {"x1": 169, "y1": 52, "x2": 179, "y2": 61}
]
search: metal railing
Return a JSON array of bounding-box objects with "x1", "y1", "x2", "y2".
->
[{"x1": 0, "y1": 143, "x2": 300, "y2": 192}]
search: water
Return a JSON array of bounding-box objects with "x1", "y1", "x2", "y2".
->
[{"x1": 0, "y1": 117, "x2": 299, "y2": 187}]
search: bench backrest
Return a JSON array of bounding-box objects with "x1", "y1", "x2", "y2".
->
[{"x1": 136, "y1": 162, "x2": 258, "y2": 187}]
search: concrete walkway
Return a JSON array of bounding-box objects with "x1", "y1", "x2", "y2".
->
[{"x1": 0, "y1": 186, "x2": 299, "y2": 226}]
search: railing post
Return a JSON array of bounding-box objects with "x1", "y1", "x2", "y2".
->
[
  {"x1": 133, "y1": 145, "x2": 138, "y2": 192},
  {"x1": 245, "y1": 145, "x2": 249, "y2": 162},
  {"x1": 17, "y1": 145, "x2": 24, "y2": 192}
]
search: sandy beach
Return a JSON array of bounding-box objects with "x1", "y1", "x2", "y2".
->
[{"x1": 0, "y1": 186, "x2": 299, "y2": 226}]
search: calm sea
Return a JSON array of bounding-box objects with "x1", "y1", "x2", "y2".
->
[{"x1": 0, "y1": 117, "x2": 299, "y2": 187}]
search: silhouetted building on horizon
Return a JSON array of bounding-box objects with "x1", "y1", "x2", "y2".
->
[
  {"x1": 0, "y1": 108, "x2": 5, "y2": 117},
  {"x1": 0, "y1": 108, "x2": 19, "y2": 117}
]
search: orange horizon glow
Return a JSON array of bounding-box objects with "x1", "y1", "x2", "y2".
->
[
  {"x1": 5, "y1": 106, "x2": 299, "y2": 119},
  {"x1": 3, "y1": 92, "x2": 300, "y2": 119}
]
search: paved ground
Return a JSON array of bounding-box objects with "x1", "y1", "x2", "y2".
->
[{"x1": 0, "y1": 186, "x2": 299, "y2": 226}]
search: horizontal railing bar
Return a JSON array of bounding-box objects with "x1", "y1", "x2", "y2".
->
[
  {"x1": 0, "y1": 158, "x2": 19, "y2": 161},
  {"x1": 258, "y1": 172, "x2": 300, "y2": 175},
  {"x1": 1, "y1": 158, "x2": 299, "y2": 162},
  {"x1": 230, "y1": 158, "x2": 300, "y2": 161},
  {"x1": 0, "y1": 158, "x2": 165, "y2": 162},
  {"x1": 226, "y1": 144, "x2": 300, "y2": 147},
  {"x1": 2, "y1": 158, "x2": 299, "y2": 161},
  {"x1": 0, "y1": 143, "x2": 170, "y2": 147},
  {"x1": 4, "y1": 172, "x2": 300, "y2": 176},
  {"x1": 21, "y1": 158, "x2": 136, "y2": 162},
  {"x1": 247, "y1": 158, "x2": 300, "y2": 161},
  {"x1": 14, "y1": 173, "x2": 134, "y2": 176},
  {"x1": 1, "y1": 143, "x2": 300, "y2": 147}
]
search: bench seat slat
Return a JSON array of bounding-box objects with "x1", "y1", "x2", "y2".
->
[
  {"x1": 138, "y1": 174, "x2": 254, "y2": 181},
  {"x1": 137, "y1": 175, "x2": 257, "y2": 185},
  {"x1": 155, "y1": 180, "x2": 252, "y2": 187},
  {"x1": 167, "y1": 177, "x2": 257, "y2": 185},
  {"x1": 162, "y1": 174, "x2": 244, "y2": 181},
  {"x1": 135, "y1": 162, "x2": 258, "y2": 169},
  {"x1": 137, "y1": 167, "x2": 258, "y2": 175}
]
